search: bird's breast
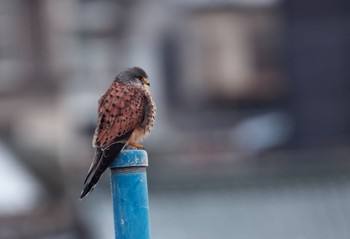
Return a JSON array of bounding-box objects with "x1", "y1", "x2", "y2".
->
[{"x1": 133, "y1": 92, "x2": 156, "y2": 143}]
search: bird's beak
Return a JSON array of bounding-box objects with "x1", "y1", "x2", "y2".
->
[{"x1": 143, "y1": 77, "x2": 150, "y2": 86}]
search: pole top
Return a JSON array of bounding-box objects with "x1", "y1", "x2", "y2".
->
[{"x1": 110, "y1": 150, "x2": 148, "y2": 168}]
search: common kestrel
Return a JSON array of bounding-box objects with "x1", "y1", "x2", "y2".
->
[{"x1": 80, "y1": 67, "x2": 156, "y2": 199}]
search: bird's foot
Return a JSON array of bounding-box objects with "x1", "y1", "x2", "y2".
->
[{"x1": 126, "y1": 143, "x2": 145, "y2": 150}]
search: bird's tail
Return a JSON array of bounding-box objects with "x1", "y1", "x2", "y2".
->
[{"x1": 80, "y1": 142, "x2": 125, "y2": 199}]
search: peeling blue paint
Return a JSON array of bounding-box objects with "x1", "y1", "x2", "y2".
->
[{"x1": 110, "y1": 150, "x2": 151, "y2": 239}]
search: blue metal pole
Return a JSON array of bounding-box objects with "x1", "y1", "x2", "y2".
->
[{"x1": 109, "y1": 150, "x2": 151, "y2": 239}]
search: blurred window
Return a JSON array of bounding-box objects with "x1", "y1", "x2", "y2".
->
[{"x1": 163, "y1": 5, "x2": 286, "y2": 123}]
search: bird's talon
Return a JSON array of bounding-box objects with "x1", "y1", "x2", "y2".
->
[{"x1": 127, "y1": 143, "x2": 145, "y2": 150}]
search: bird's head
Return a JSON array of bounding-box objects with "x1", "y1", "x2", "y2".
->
[{"x1": 116, "y1": 67, "x2": 150, "y2": 88}]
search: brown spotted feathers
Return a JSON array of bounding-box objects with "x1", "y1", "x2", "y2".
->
[
  {"x1": 80, "y1": 67, "x2": 156, "y2": 199},
  {"x1": 93, "y1": 82, "x2": 145, "y2": 149}
]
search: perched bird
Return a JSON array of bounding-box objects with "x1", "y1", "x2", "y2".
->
[{"x1": 80, "y1": 67, "x2": 156, "y2": 199}]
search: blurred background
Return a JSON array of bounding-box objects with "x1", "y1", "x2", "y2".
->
[{"x1": 1, "y1": 0, "x2": 350, "y2": 238}]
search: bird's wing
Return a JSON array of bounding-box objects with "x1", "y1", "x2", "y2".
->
[
  {"x1": 81, "y1": 82, "x2": 146, "y2": 199},
  {"x1": 93, "y1": 82, "x2": 145, "y2": 149}
]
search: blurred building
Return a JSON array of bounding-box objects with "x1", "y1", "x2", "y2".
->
[{"x1": 0, "y1": 0, "x2": 350, "y2": 239}]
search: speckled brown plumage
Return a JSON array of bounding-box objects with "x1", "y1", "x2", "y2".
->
[
  {"x1": 93, "y1": 82, "x2": 146, "y2": 149},
  {"x1": 80, "y1": 67, "x2": 156, "y2": 199}
]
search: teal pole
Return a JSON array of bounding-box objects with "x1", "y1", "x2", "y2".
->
[{"x1": 109, "y1": 150, "x2": 151, "y2": 239}]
